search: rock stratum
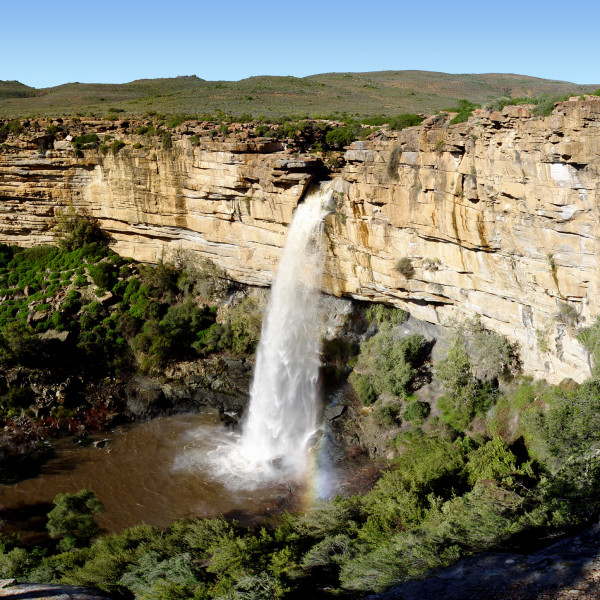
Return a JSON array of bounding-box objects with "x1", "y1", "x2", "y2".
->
[{"x1": 1, "y1": 98, "x2": 600, "y2": 382}]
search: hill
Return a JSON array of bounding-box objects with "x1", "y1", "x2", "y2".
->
[{"x1": 0, "y1": 70, "x2": 597, "y2": 118}]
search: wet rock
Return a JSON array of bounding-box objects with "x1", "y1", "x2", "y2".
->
[
  {"x1": 325, "y1": 404, "x2": 346, "y2": 420},
  {"x1": 124, "y1": 375, "x2": 171, "y2": 417}
]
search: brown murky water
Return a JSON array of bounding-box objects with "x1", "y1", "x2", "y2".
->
[{"x1": 0, "y1": 413, "x2": 296, "y2": 543}]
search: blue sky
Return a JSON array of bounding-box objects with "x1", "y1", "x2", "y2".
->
[{"x1": 3, "y1": 0, "x2": 599, "y2": 87}]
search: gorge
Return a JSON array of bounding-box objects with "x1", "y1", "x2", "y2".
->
[{"x1": 3, "y1": 96, "x2": 600, "y2": 600}]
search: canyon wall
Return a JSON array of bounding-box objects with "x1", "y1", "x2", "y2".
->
[{"x1": 1, "y1": 99, "x2": 600, "y2": 381}]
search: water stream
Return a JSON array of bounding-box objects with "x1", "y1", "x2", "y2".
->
[
  {"x1": 204, "y1": 183, "x2": 333, "y2": 483},
  {"x1": 0, "y1": 414, "x2": 288, "y2": 544}
]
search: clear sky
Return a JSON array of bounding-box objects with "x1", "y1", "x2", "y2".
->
[{"x1": 3, "y1": 0, "x2": 599, "y2": 88}]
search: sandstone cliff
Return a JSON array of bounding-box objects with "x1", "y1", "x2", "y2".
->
[{"x1": 1, "y1": 99, "x2": 600, "y2": 382}]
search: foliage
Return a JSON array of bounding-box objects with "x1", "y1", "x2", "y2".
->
[
  {"x1": 387, "y1": 113, "x2": 423, "y2": 130},
  {"x1": 111, "y1": 140, "x2": 126, "y2": 155},
  {"x1": 47, "y1": 490, "x2": 104, "y2": 551},
  {"x1": 403, "y1": 400, "x2": 430, "y2": 424},
  {"x1": 578, "y1": 315, "x2": 600, "y2": 377},
  {"x1": 72, "y1": 133, "x2": 100, "y2": 150},
  {"x1": 485, "y1": 96, "x2": 538, "y2": 111},
  {"x1": 350, "y1": 331, "x2": 427, "y2": 404},
  {"x1": 195, "y1": 297, "x2": 262, "y2": 356},
  {"x1": 324, "y1": 125, "x2": 360, "y2": 149},
  {"x1": 434, "y1": 318, "x2": 519, "y2": 430},
  {"x1": 365, "y1": 304, "x2": 407, "y2": 327},
  {"x1": 523, "y1": 380, "x2": 600, "y2": 471},
  {"x1": 55, "y1": 207, "x2": 108, "y2": 252},
  {"x1": 394, "y1": 257, "x2": 414, "y2": 278},
  {"x1": 446, "y1": 99, "x2": 480, "y2": 124},
  {"x1": 532, "y1": 93, "x2": 572, "y2": 117}
]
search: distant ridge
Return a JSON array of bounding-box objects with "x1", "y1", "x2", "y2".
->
[
  {"x1": 0, "y1": 71, "x2": 597, "y2": 118},
  {"x1": 0, "y1": 80, "x2": 36, "y2": 99}
]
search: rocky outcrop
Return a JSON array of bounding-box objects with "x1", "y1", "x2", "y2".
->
[
  {"x1": 0, "y1": 581, "x2": 112, "y2": 599},
  {"x1": 366, "y1": 521, "x2": 600, "y2": 600},
  {"x1": 1, "y1": 99, "x2": 600, "y2": 382}
]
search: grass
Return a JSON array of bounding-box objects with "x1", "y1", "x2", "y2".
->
[{"x1": 0, "y1": 71, "x2": 597, "y2": 119}]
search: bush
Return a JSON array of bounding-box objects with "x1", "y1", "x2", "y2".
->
[
  {"x1": 403, "y1": 400, "x2": 430, "y2": 424},
  {"x1": 110, "y1": 140, "x2": 125, "y2": 155},
  {"x1": 351, "y1": 373, "x2": 377, "y2": 406},
  {"x1": 350, "y1": 332, "x2": 427, "y2": 402},
  {"x1": 446, "y1": 99, "x2": 480, "y2": 125},
  {"x1": 47, "y1": 490, "x2": 104, "y2": 551},
  {"x1": 88, "y1": 262, "x2": 117, "y2": 290},
  {"x1": 387, "y1": 113, "x2": 423, "y2": 131},
  {"x1": 395, "y1": 257, "x2": 414, "y2": 278},
  {"x1": 465, "y1": 438, "x2": 518, "y2": 485},
  {"x1": 72, "y1": 133, "x2": 100, "y2": 150},
  {"x1": 55, "y1": 208, "x2": 107, "y2": 252},
  {"x1": 0, "y1": 321, "x2": 38, "y2": 363},
  {"x1": 524, "y1": 380, "x2": 600, "y2": 471},
  {"x1": 578, "y1": 315, "x2": 600, "y2": 378},
  {"x1": 532, "y1": 93, "x2": 572, "y2": 117},
  {"x1": 365, "y1": 304, "x2": 407, "y2": 327},
  {"x1": 373, "y1": 402, "x2": 401, "y2": 426},
  {"x1": 325, "y1": 125, "x2": 360, "y2": 149}
]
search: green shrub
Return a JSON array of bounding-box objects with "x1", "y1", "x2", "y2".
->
[
  {"x1": 446, "y1": 99, "x2": 480, "y2": 125},
  {"x1": 72, "y1": 133, "x2": 100, "y2": 150},
  {"x1": 387, "y1": 113, "x2": 423, "y2": 131},
  {"x1": 88, "y1": 262, "x2": 117, "y2": 290},
  {"x1": 351, "y1": 331, "x2": 427, "y2": 402},
  {"x1": 110, "y1": 140, "x2": 125, "y2": 155},
  {"x1": 55, "y1": 208, "x2": 107, "y2": 252},
  {"x1": 349, "y1": 373, "x2": 377, "y2": 406},
  {"x1": 255, "y1": 125, "x2": 270, "y2": 137},
  {"x1": 403, "y1": 400, "x2": 430, "y2": 423},
  {"x1": 578, "y1": 315, "x2": 600, "y2": 378},
  {"x1": 373, "y1": 402, "x2": 402, "y2": 426},
  {"x1": 365, "y1": 304, "x2": 407, "y2": 327},
  {"x1": 325, "y1": 125, "x2": 360, "y2": 149},
  {"x1": 532, "y1": 93, "x2": 572, "y2": 117},
  {"x1": 465, "y1": 438, "x2": 518, "y2": 485},
  {"x1": 523, "y1": 380, "x2": 600, "y2": 471},
  {"x1": 47, "y1": 490, "x2": 104, "y2": 551}
]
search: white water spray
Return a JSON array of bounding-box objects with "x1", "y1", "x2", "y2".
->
[{"x1": 235, "y1": 182, "x2": 333, "y2": 479}]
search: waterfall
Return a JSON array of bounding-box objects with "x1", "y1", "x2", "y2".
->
[{"x1": 236, "y1": 182, "x2": 333, "y2": 479}]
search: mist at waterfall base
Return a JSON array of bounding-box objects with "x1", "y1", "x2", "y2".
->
[{"x1": 174, "y1": 183, "x2": 339, "y2": 499}]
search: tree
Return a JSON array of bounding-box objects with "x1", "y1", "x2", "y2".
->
[
  {"x1": 47, "y1": 489, "x2": 104, "y2": 550},
  {"x1": 55, "y1": 206, "x2": 107, "y2": 251}
]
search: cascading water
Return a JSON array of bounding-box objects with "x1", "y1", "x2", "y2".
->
[
  {"x1": 177, "y1": 182, "x2": 333, "y2": 487},
  {"x1": 236, "y1": 182, "x2": 333, "y2": 479}
]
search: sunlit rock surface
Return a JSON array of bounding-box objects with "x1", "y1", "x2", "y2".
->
[{"x1": 2, "y1": 98, "x2": 600, "y2": 381}]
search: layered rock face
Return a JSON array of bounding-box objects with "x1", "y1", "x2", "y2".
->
[{"x1": 1, "y1": 99, "x2": 600, "y2": 381}]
